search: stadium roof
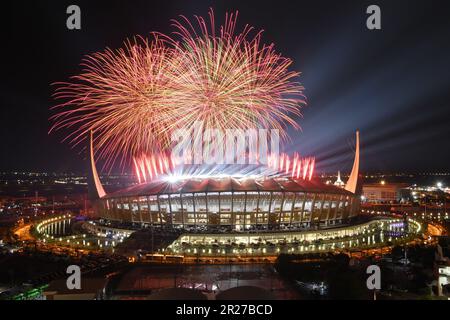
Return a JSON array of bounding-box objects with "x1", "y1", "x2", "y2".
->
[{"x1": 104, "y1": 176, "x2": 353, "y2": 199}]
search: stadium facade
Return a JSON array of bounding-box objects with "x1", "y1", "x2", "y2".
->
[{"x1": 88, "y1": 132, "x2": 362, "y2": 232}]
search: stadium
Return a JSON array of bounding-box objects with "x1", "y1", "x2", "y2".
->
[
  {"x1": 83, "y1": 131, "x2": 423, "y2": 260},
  {"x1": 97, "y1": 177, "x2": 357, "y2": 231},
  {"x1": 52, "y1": 10, "x2": 365, "y2": 235},
  {"x1": 89, "y1": 132, "x2": 362, "y2": 233}
]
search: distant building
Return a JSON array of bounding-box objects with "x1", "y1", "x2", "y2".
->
[
  {"x1": 334, "y1": 171, "x2": 345, "y2": 188},
  {"x1": 362, "y1": 183, "x2": 410, "y2": 203}
]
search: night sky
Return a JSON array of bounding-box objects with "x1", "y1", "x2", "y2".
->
[{"x1": 2, "y1": 0, "x2": 450, "y2": 174}]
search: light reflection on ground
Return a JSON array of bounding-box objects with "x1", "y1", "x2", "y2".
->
[{"x1": 112, "y1": 264, "x2": 302, "y2": 300}]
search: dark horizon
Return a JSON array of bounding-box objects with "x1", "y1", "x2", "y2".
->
[{"x1": 2, "y1": 0, "x2": 450, "y2": 174}]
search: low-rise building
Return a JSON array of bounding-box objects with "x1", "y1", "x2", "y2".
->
[{"x1": 362, "y1": 182, "x2": 410, "y2": 203}]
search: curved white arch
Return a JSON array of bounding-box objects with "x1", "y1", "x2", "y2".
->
[
  {"x1": 88, "y1": 130, "x2": 106, "y2": 199},
  {"x1": 345, "y1": 131, "x2": 360, "y2": 194}
]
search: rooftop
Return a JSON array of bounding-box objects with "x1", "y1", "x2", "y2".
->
[{"x1": 104, "y1": 176, "x2": 354, "y2": 198}]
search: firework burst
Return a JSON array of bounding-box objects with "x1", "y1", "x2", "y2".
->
[
  {"x1": 159, "y1": 10, "x2": 305, "y2": 136},
  {"x1": 50, "y1": 35, "x2": 180, "y2": 169},
  {"x1": 50, "y1": 9, "x2": 306, "y2": 171}
]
